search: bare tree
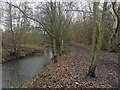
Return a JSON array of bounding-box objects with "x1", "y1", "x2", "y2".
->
[
  {"x1": 39, "y1": 1, "x2": 74, "y2": 62},
  {"x1": 87, "y1": 1, "x2": 108, "y2": 77}
]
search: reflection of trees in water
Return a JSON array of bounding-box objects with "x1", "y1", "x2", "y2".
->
[
  {"x1": 44, "y1": 51, "x2": 53, "y2": 63},
  {"x1": 2, "y1": 68, "x2": 28, "y2": 88},
  {"x1": 2, "y1": 53, "x2": 52, "y2": 88},
  {"x1": 44, "y1": 47, "x2": 53, "y2": 58}
]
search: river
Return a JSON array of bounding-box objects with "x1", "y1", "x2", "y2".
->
[{"x1": 1, "y1": 51, "x2": 52, "y2": 88}]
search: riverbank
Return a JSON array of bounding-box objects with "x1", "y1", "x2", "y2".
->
[
  {"x1": 22, "y1": 43, "x2": 118, "y2": 89},
  {"x1": 2, "y1": 44, "x2": 45, "y2": 63},
  {"x1": 2, "y1": 51, "x2": 44, "y2": 64}
]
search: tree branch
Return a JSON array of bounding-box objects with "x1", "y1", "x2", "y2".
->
[{"x1": 5, "y1": 1, "x2": 55, "y2": 39}]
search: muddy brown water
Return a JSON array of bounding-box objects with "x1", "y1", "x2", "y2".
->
[{"x1": 1, "y1": 52, "x2": 52, "y2": 88}]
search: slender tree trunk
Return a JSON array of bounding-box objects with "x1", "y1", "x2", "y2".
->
[
  {"x1": 109, "y1": 2, "x2": 120, "y2": 52},
  {"x1": 53, "y1": 37, "x2": 57, "y2": 62},
  {"x1": 87, "y1": 2, "x2": 99, "y2": 77},
  {"x1": 87, "y1": 2, "x2": 107, "y2": 77},
  {"x1": 9, "y1": 2, "x2": 16, "y2": 55}
]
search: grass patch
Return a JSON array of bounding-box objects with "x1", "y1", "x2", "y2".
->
[
  {"x1": 2, "y1": 49, "x2": 11, "y2": 58},
  {"x1": 20, "y1": 44, "x2": 44, "y2": 55},
  {"x1": 21, "y1": 44, "x2": 43, "y2": 51},
  {"x1": 2, "y1": 44, "x2": 44, "y2": 59}
]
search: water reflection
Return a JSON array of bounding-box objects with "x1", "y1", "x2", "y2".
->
[{"x1": 2, "y1": 52, "x2": 52, "y2": 88}]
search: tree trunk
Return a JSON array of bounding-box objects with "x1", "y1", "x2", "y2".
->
[
  {"x1": 9, "y1": 2, "x2": 17, "y2": 56},
  {"x1": 87, "y1": 2, "x2": 99, "y2": 77},
  {"x1": 87, "y1": 2, "x2": 107, "y2": 77},
  {"x1": 109, "y1": 2, "x2": 120, "y2": 52}
]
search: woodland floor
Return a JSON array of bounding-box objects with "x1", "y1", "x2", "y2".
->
[{"x1": 23, "y1": 43, "x2": 119, "y2": 89}]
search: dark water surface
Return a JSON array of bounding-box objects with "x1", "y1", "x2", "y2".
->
[{"x1": 2, "y1": 52, "x2": 52, "y2": 88}]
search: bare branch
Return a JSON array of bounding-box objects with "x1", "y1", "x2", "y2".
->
[{"x1": 5, "y1": 1, "x2": 55, "y2": 39}]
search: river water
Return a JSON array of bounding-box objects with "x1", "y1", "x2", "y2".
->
[{"x1": 1, "y1": 52, "x2": 52, "y2": 88}]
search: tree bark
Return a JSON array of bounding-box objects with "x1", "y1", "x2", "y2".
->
[
  {"x1": 87, "y1": 2, "x2": 107, "y2": 77},
  {"x1": 9, "y1": 2, "x2": 17, "y2": 55},
  {"x1": 109, "y1": 2, "x2": 120, "y2": 52}
]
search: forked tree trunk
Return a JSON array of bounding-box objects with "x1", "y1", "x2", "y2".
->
[
  {"x1": 87, "y1": 2, "x2": 107, "y2": 77},
  {"x1": 87, "y1": 2, "x2": 99, "y2": 77}
]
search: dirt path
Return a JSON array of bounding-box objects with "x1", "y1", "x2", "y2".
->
[{"x1": 23, "y1": 43, "x2": 119, "y2": 88}]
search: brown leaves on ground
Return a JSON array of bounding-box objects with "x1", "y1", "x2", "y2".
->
[{"x1": 23, "y1": 43, "x2": 118, "y2": 89}]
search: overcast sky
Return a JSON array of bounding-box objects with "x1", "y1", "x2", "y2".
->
[{"x1": 0, "y1": 0, "x2": 120, "y2": 2}]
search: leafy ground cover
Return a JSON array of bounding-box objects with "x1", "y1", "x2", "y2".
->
[{"x1": 23, "y1": 43, "x2": 118, "y2": 89}]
